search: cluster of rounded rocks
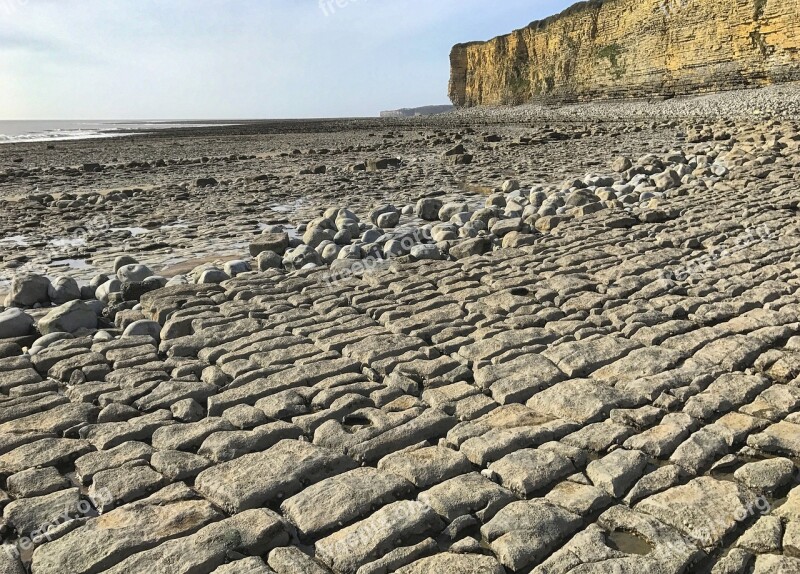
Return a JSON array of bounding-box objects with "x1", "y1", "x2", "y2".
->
[
  {"x1": 0, "y1": 140, "x2": 738, "y2": 346},
  {"x1": 248, "y1": 142, "x2": 734, "y2": 275},
  {"x1": 0, "y1": 256, "x2": 189, "y2": 342}
]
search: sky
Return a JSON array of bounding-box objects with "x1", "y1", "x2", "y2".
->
[{"x1": 0, "y1": 0, "x2": 574, "y2": 120}]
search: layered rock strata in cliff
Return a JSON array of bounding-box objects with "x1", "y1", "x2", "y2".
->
[{"x1": 449, "y1": 0, "x2": 800, "y2": 106}]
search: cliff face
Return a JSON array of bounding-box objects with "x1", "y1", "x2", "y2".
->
[{"x1": 449, "y1": 0, "x2": 800, "y2": 106}]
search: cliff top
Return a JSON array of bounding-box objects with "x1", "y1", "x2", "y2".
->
[{"x1": 452, "y1": 0, "x2": 608, "y2": 48}]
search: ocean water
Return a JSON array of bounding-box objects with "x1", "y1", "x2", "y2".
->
[{"x1": 0, "y1": 120, "x2": 236, "y2": 144}]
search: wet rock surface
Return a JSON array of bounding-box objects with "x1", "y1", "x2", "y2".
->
[{"x1": 1, "y1": 91, "x2": 800, "y2": 571}]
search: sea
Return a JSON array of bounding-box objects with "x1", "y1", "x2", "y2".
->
[{"x1": 0, "y1": 120, "x2": 237, "y2": 144}]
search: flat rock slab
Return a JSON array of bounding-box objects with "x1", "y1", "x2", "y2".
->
[
  {"x1": 195, "y1": 439, "x2": 357, "y2": 514},
  {"x1": 542, "y1": 336, "x2": 641, "y2": 378},
  {"x1": 281, "y1": 467, "x2": 413, "y2": 537},
  {"x1": 0, "y1": 438, "x2": 94, "y2": 474},
  {"x1": 447, "y1": 404, "x2": 577, "y2": 466},
  {"x1": 151, "y1": 418, "x2": 235, "y2": 451},
  {"x1": 527, "y1": 379, "x2": 637, "y2": 424},
  {"x1": 212, "y1": 557, "x2": 276, "y2": 574},
  {"x1": 100, "y1": 509, "x2": 288, "y2": 574},
  {"x1": 481, "y1": 499, "x2": 582, "y2": 571},
  {"x1": 3, "y1": 487, "x2": 81, "y2": 537},
  {"x1": 79, "y1": 410, "x2": 172, "y2": 450},
  {"x1": 595, "y1": 505, "x2": 705, "y2": 572},
  {"x1": 635, "y1": 476, "x2": 753, "y2": 549},
  {"x1": 315, "y1": 500, "x2": 443, "y2": 574},
  {"x1": 267, "y1": 546, "x2": 331, "y2": 574},
  {"x1": 418, "y1": 472, "x2": 516, "y2": 523},
  {"x1": 74, "y1": 441, "x2": 153, "y2": 484},
  {"x1": 753, "y1": 554, "x2": 800, "y2": 572},
  {"x1": 377, "y1": 445, "x2": 473, "y2": 489},
  {"x1": 473, "y1": 353, "x2": 566, "y2": 404},
  {"x1": 0, "y1": 403, "x2": 97, "y2": 436},
  {"x1": 748, "y1": 420, "x2": 800, "y2": 457},
  {"x1": 6, "y1": 466, "x2": 70, "y2": 498},
  {"x1": 150, "y1": 450, "x2": 213, "y2": 482},
  {"x1": 30, "y1": 485, "x2": 221, "y2": 574},
  {"x1": 488, "y1": 448, "x2": 576, "y2": 497},
  {"x1": 396, "y1": 554, "x2": 506, "y2": 574},
  {"x1": 585, "y1": 449, "x2": 648, "y2": 498},
  {"x1": 89, "y1": 464, "x2": 165, "y2": 511}
]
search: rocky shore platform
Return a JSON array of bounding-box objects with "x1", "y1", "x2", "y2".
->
[{"x1": 1, "y1": 85, "x2": 800, "y2": 572}]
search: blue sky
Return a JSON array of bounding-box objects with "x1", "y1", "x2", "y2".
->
[{"x1": 0, "y1": 0, "x2": 573, "y2": 119}]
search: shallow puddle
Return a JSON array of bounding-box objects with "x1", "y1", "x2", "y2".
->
[
  {"x1": 270, "y1": 199, "x2": 304, "y2": 213},
  {"x1": 161, "y1": 222, "x2": 190, "y2": 231},
  {"x1": 607, "y1": 530, "x2": 653, "y2": 556},
  {"x1": 49, "y1": 237, "x2": 86, "y2": 248},
  {"x1": 710, "y1": 471, "x2": 738, "y2": 483},
  {"x1": 111, "y1": 226, "x2": 151, "y2": 236},
  {"x1": 158, "y1": 252, "x2": 243, "y2": 276},
  {"x1": 0, "y1": 234, "x2": 30, "y2": 246},
  {"x1": 50, "y1": 258, "x2": 92, "y2": 269},
  {"x1": 259, "y1": 223, "x2": 301, "y2": 240}
]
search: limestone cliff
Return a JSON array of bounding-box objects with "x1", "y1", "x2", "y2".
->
[{"x1": 449, "y1": 0, "x2": 800, "y2": 106}]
